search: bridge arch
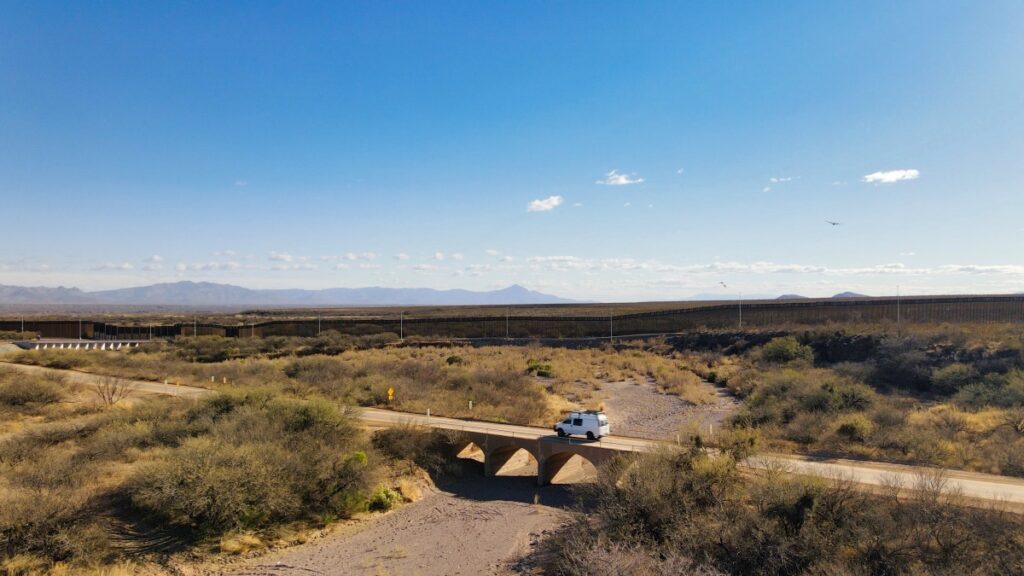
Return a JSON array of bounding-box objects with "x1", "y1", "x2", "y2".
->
[
  {"x1": 486, "y1": 445, "x2": 538, "y2": 477},
  {"x1": 540, "y1": 451, "x2": 598, "y2": 485},
  {"x1": 455, "y1": 441, "x2": 485, "y2": 463}
]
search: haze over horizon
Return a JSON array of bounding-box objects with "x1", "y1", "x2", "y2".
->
[{"x1": 3, "y1": 2, "x2": 1023, "y2": 301}]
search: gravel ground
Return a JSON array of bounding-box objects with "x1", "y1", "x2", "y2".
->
[
  {"x1": 218, "y1": 477, "x2": 572, "y2": 576},
  {"x1": 600, "y1": 379, "x2": 739, "y2": 440}
]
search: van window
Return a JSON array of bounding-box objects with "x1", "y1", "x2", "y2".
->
[
  {"x1": 562, "y1": 418, "x2": 571, "y2": 424},
  {"x1": 573, "y1": 418, "x2": 583, "y2": 426}
]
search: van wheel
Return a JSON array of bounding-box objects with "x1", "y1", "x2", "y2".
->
[
  {"x1": 556, "y1": 428, "x2": 566, "y2": 437},
  {"x1": 586, "y1": 431, "x2": 595, "y2": 440}
]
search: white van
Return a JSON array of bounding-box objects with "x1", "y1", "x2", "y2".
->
[{"x1": 554, "y1": 410, "x2": 610, "y2": 440}]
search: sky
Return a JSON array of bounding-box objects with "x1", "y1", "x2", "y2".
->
[{"x1": 2, "y1": 1, "x2": 1023, "y2": 301}]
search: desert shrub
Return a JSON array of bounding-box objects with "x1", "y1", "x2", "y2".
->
[
  {"x1": 175, "y1": 336, "x2": 237, "y2": 363},
  {"x1": 0, "y1": 331, "x2": 36, "y2": 341},
  {"x1": 871, "y1": 336, "x2": 933, "y2": 391},
  {"x1": 372, "y1": 427, "x2": 467, "y2": 477},
  {"x1": 931, "y1": 363, "x2": 979, "y2": 395},
  {"x1": 130, "y1": 438, "x2": 302, "y2": 532},
  {"x1": 367, "y1": 487, "x2": 401, "y2": 512},
  {"x1": 836, "y1": 413, "x2": 874, "y2": 443},
  {"x1": 736, "y1": 369, "x2": 876, "y2": 428},
  {"x1": 526, "y1": 359, "x2": 554, "y2": 377},
  {"x1": 759, "y1": 336, "x2": 813, "y2": 364},
  {"x1": 0, "y1": 375, "x2": 62, "y2": 406},
  {"x1": 955, "y1": 370, "x2": 1024, "y2": 410},
  {"x1": 129, "y1": 394, "x2": 374, "y2": 535}
]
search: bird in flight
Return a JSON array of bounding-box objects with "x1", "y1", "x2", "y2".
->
[
  {"x1": 826, "y1": 220, "x2": 842, "y2": 226},
  {"x1": 719, "y1": 281, "x2": 728, "y2": 288}
]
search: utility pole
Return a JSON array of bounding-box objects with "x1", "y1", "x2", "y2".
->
[
  {"x1": 400, "y1": 311, "x2": 404, "y2": 341},
  {"x1": 738, "y1": 293, "x2": 743, "y2": 329},
  {"x1": 318, "y1": 312, "x2": 322, "y2": 336},
  {"x1": 897, "y1": 285, "x2": 902, "y2": 337},
  {"x1": 21, "y1": 316, "x2": 24, "y2": 333},
  {"x1": 78, "y1": 316, "x2": 82, "y2": 340}
]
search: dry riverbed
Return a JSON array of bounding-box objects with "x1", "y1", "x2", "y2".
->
[
  {"x1": 208, "y1": 477, "x2": 571, "y2": 576},
  {"x1": 599, "y1": 378, "x2": 739, "y2": 440}
]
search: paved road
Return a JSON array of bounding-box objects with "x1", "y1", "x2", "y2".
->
[{"x1": 5, "y1": 361, "x2": 1024, "y2": 507}]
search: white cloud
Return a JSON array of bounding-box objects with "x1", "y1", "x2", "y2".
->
[
  {"x1": 762, "y1": 186, "x2": 772, "y2": 193},
  {"x1": 623, "y1": 202, "x2": 631, "y2": 207},
  {"x1": 269, "y1": 251, "x2": 294, "y2": 262},
  {"x1": 413, "y1": 264, "x2": 439, "y2": 271},
  {"x1": 172, "y1": 261, "x2": 243, "y2": 272},
  {"x1": 527, "y1": 195, "x2": 564, "y2": 212},
  {"x1": 214, "y1": 250, "x2": 237, "y2": 257},
  {"x1": 434, "y1": 252, "x2": 446, "y2": 261},
  {"x1": 862, "y1": 169, "x2": 920, "y2": 184},
  {"x1": 234, "y1": 180, "x2": 247, "y2": 187},
  {"x1": 596, "y1": 170, "x2": 644, "y2": 186},
  {"x1": 573, "y1": 202, "x2": 583, "y2": 207},
  {"x1": 334, "y1": 263, "x2": 350, "y2": 270},
  {"x1": 677, "y1": 168, "x2": 685, "y2": 174},
  {"x1": 395, "y1": 252, "x2": 410, "y2": 260},
  {"x1": 358, "y1": 263, "x2": 382, "y2": 269},
  {"x1": 900, "y1": 251, "x2": 916, "y2": 257},
  {"x1": 485, "y1": 249, "x2": 500, "y2": 256},
  {"x1": 451, "y1": 253, "x2": 465, "y2": 261},
  {"x1": 500, "y1": 256, "x2": 516, "y2": 262},
  {"x1": 146, "y1": 255, "x2": 163, "y2": 263},
  {"x1": 769, "y1": 176, "x2": 796, "y2": 183},
  {"x1": 272, "y1": 262, "x2": 318, "y2": 271},
  {"x1": 93, "y1": 262, "x2": 135, "y2": 271}
]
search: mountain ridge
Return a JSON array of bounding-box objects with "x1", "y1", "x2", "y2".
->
[{"x1": 0, "y1": 281, "x2": 576, "y2": 307}]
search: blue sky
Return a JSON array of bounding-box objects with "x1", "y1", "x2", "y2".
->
[{"x1": 2, "y1": 1, "x2": 1023, "y2": 300}]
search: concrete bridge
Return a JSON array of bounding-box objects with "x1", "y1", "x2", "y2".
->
[
  {"x1": 360, "y1": 408, "x2": 649, "y2": 485},
  {"x1": 14, "y1": 339, "x2": 144, "y2": 351}
]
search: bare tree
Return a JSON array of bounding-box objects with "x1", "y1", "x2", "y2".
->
[{"x1": 93, "y1": 376, "x2": 134, "y2": 406}]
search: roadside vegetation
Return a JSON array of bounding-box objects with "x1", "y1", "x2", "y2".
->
[
  {"x1": 0, "y1": 331, "x2": 36, "y2": 341},
  {"x1": 0, "y1": 362, "x2": 427, "y2": 574},
  {"x1": 539, "y1": 442, "x2": 1024, "y2": 575},
  {"x1": 4, "y1": 333, "x2": 712, "y2": 426},
  {"x1": 680, "y1": 326, "x2": 1024, "y2": 477}
]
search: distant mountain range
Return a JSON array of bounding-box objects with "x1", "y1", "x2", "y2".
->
[
  {"x1": 0, "y1": 281, "x2": 576, "y2": 308},
  {"x1": 691, "y1": 292, "x2": 870, "y2": 301}
]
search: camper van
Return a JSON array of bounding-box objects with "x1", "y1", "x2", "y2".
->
[{"x1": 554, "y1": 410, "x2": 610, "y2": 440}]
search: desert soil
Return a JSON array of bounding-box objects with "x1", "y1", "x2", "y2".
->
[
  {"x1": 215, "y1": 477, "x2": 571, "y2": 576},
  {"x1": 599, "y1": 379, "x2": 739, "y2": 440}
]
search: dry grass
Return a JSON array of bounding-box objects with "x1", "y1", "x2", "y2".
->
[
  {"x1": 7, "y1": 342, "x2": 713, "y2": 426},
  {"x1": 542, "y1": 446, "x2": 1024, "y2": 575}
]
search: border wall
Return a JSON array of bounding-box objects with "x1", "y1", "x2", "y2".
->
[{"x1": 3, "y1": 295, "x2": 1023, "y2": 340}]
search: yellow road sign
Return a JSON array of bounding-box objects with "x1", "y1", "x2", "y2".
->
[{"x1": 387, "y1": 387, "x2": 394, "y2": 401}]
